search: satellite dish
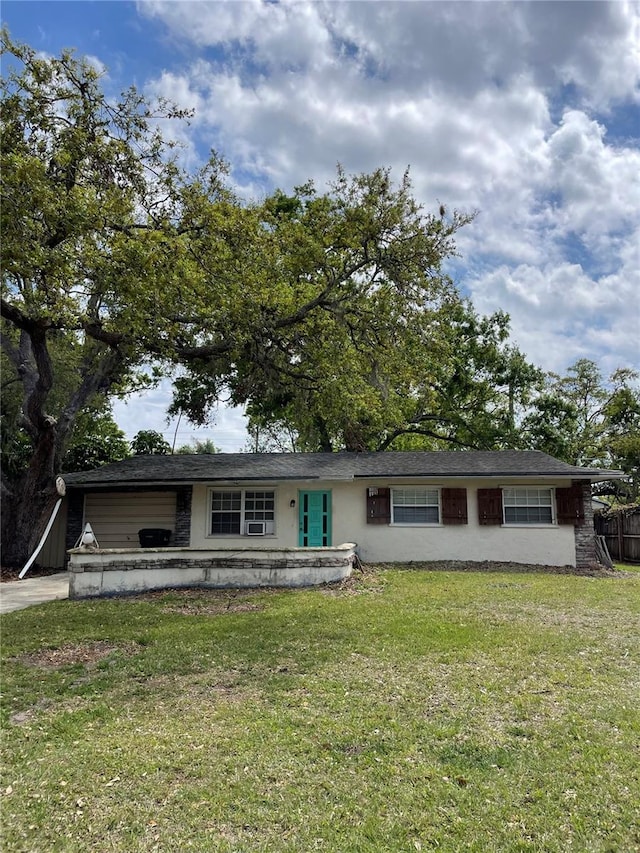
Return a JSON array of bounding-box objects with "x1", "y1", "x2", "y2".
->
[{"x1": 55, "y1": 476, "x2": 66, "y2": 496}]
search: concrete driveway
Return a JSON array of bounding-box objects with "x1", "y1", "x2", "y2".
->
[{"x1": 0, "y1": 573, "x2": 69, "y2": 614}]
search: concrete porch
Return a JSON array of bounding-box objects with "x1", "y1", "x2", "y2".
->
[{"x1": 68, "y1": 543, "x2": 357, "y2": 599}]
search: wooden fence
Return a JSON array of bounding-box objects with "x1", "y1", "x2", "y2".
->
[{"x1": 594, "y1": 507, "x2": 640, "y2": 563}]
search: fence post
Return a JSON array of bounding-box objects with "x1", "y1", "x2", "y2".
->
[{"x1": 617, "y1": 515, "x2": 625, "y2": 561}]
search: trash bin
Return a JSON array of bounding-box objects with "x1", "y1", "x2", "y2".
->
[{"x1": 138, "y1": 528, "x2": 172, "y2": 548}]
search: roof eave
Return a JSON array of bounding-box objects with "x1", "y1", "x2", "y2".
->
[
  {"x1": 65, "y1": 470, "x2": 626, "y2": 489},
  {"x1": 586, "y1": 470, "x2": 626, "y2": 483}
]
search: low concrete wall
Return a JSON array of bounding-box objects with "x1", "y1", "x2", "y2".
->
[{"x1": 68, "y1": 544, "x2": 357, "y2": 599}]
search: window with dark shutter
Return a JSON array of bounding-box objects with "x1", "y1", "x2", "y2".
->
[
  {"x1": 477, "y1": 488, "x2": 502, "y2": 525},
  {"x1": 503, "y1": 487, "x2": 553, "y2": 524},
  {"x1": 441, "y1": 488, "x2": 468, "y2": 525},
  {"x1": 366, "y1": 487, "x2": 391, "y2": 524},
  {"x1": 392, "y1": 487, "x2": 440, "y2": 523},
  {"x1": 556, "y1": 485, "x2": 585, "y2": 526}
]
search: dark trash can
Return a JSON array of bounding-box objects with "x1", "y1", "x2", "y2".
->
[{"x1": 138, "y1": 528, "x2": 172, "y2": 548}]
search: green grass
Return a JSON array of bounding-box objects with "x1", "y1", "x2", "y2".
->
[
  {"x1": 1, "y1": 566, "x2": 639, "y2": 852},
  {"x1": 617, "y1": 562, "x2": 640, "y2": 573}
]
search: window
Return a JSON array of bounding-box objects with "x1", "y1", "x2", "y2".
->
[
  {"x1": 210, "y1": 489, "x2": 275, "y2": 535},
  {"x1": 392, "y1": 487, "x2": 440, "y2": 524},
  {"x1": 502, "y1": 488, "x2": 553, "y2": 524}
]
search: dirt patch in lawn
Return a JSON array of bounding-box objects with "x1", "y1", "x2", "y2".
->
[
  {"x1": 376, "y1": 560, "x2": 631, "y2": 578},
  {"x1": 160, "y1": 600, "x2": 265, "y2": 616},
  {"x1": 122, "y1": 587, "x2": 277, "y2": 615},
  {"x1": 15, "y1": 641, "x2": 139, "y2": 669},
  {"x1": 320, "y1": 570, "x2": 386, "y2": 596}
]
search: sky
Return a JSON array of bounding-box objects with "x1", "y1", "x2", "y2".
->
[{"x1": 3, "y1": 0, "x2": 640, "y2": 451}]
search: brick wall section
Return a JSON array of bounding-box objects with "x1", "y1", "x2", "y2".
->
[
  {"x1": 65, "y1": 491, "x2": 85, "y2": 554},
  {"x1": 173, "y1": 486, "x2": 192, "y2": 547},
  {"x1": 574, "y1": 479, "x2": 597, "y2": 570},
  {"x1": 70, "y1": 554, "x2": 354, "y2": 573}
]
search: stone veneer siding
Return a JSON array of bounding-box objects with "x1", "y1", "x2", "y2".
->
[
  {"x1": 173, "y1": 486, "x2": 192, "y2": 546},
  {"x1": 70, "y1": 553, "x2": 354, "y2": 574},
  {"x1": 574, "y1": 479, "x2": 597, "y2": 570}
]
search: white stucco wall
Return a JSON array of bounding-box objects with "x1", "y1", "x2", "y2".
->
[{"x1": 190, "y1": 478, "x2": 578, "y2": 567}]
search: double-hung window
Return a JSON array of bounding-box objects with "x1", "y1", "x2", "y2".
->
[
  {"x1": 210, "y1": 489, "x2": 275, "y2": 535},
  {"x1": 502, "y1": 488, "x2": 553, "y2": 524},
  {"x1": 392, "y1": 487, "x2": 440, "y2": 524}
]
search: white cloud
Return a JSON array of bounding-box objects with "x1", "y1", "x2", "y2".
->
[
  {"x1": 468, "y1": 256, "x2": 640, "y2": 376},
  {"x1": 546, "y1": 110, "x2": 640, "y2": 243},
  {"x1": 134, "y1": 0, "x2": 639, "y2": 404},
  {"x1": 542, "y1": 0, "x2": 640, "y2": 109},
  {"x1": 140, "y1": 1, "x2": 640, "y2": 107},
  {"x1": 140, "y1": 0, "x2": 333, "y2": 69}
]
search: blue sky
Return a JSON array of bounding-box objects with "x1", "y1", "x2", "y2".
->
[{"x1": 3, "y1": 1, "x2": 639, "y2": 451}]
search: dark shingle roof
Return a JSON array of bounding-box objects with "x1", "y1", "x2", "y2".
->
[{"x1": 63, "y1": 451, "x2": 621, "y2": 488}]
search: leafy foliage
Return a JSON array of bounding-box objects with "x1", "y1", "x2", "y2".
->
[
  {"x1": 62, "y1": 409, "x2": 130, "y2": 471},
  {"x1": 175, "y1": 438, "x2": 220, "y2": 454},
  {"x1": 0, "y1": 32, "x2": 199, "y2": 561},
  {"x1": 175, "y1": 175, "x2": 542, "y2": 453},
  {"x1": 130, "y1": 430, "x2": 171, "y2": 456},
  {"x1": 3, "y1": 30, "x2": 501, "y2": 566},
  {"x1": 521, "y1": 360, "x2": 640, "y2": 501}
]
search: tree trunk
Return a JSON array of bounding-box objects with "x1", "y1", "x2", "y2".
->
[
  {"x1": 313, "y1": 416, "x2": 333, "y2": 452},
  {"x1": 1, "y1": 423, "x2": 60, "y2": 568}
]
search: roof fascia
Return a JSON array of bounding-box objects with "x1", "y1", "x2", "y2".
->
[{"x1": 65, "y1": 469, "x2": 624, "y2": 490}]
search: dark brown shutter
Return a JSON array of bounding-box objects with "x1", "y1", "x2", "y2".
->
[
  {"x1": 556, "y1": 485, "x2": 585, "y2": 526},
  {"x1": 478, "y1": 488, "x2": 502, "y2": 525},
  {"x1": 441, "y1": 488, "x2": 468, "y2": 525},
  {"x1": 366, "y1": 487, "x2": 391, "y2": 524}
]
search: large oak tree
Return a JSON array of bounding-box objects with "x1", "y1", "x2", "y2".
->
[
  {"x1": 2, "y1": 35, "x2": 485, "y2": 565},
  {"x1": 1, "y1": 34, "x2": 232, "y2": 563}
]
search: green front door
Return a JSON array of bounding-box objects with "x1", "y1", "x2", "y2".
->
[{"x1": 299, "y1": 491, "x2": 332, "y2": 547}]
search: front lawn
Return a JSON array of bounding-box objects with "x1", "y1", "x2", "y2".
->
[{"x1": 1, "y1": 566, "x2": 639, "y2": 852}]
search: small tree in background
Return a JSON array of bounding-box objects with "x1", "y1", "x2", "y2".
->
[
  {"x1": 130, "y1": 430, "x2": 172, "y2": 456},
  {"x1": 175, "y1": 439, "x2": 220, "y2": 454},
  {"x1": 521, "y1": 359, "x2": 639, "y2": 502},
  {"x1": 63, "y1": 410, "x2": 130, "y2": 471}
]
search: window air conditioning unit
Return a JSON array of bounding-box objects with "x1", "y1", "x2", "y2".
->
[{"x1": 246, "y1": 521, "x2": 266, "y2": 536}]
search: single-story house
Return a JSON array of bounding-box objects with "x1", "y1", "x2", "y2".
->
[{"x1": 61, "y1": 450, "x2": 620, "y2": 598}]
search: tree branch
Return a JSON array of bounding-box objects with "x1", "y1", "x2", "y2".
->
[
  {"x1": 0, "y1": 329, "x2": 20, "y2": 368},
  {"x1": 23, "y1": 327, "x2": 55, "y2": 432},
  {"x1": 173, "y1": 340, "x2": 234, "y2": 360},
  {"x1": 1, "y1": 298, "x2": 33, "y2": 331},
  {"x1": 55, "y1": 347, "x2": 125, "y2": 454},
  {"x1": 376, "y1": 426, "x2": 473, "y2": 452},
  {"x1": 81, "y1": 322, "x2": 125, "y2": 348}
]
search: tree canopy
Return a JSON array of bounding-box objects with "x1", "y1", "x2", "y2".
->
[
  {"x1": 169, "y1": 176, "x2": 543, "y2": 453},
  {"x1": 521, "y1": 360, "x2": 640, "y2": 501}
]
